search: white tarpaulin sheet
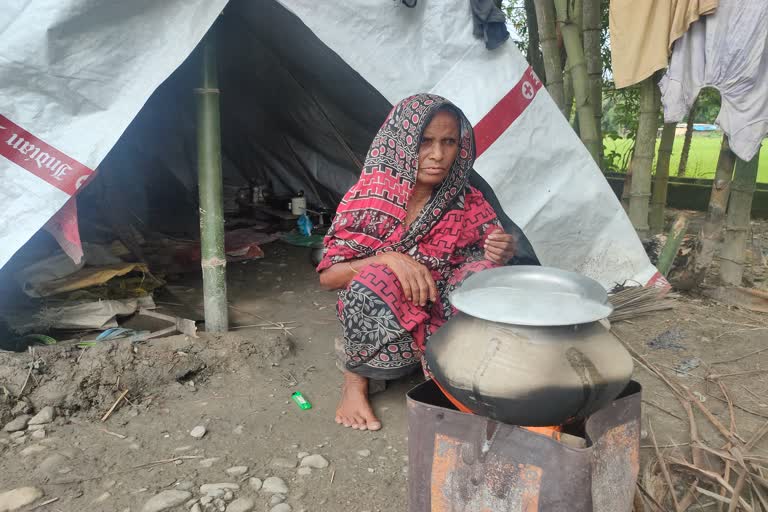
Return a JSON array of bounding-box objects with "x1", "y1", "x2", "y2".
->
[{"x1": 0, "y1": 0, "x2": 659, "y2": 289}]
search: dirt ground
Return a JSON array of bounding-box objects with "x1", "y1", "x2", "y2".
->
[{"x1": 0, "y1": 242, "x2": 767, "y2": 511}]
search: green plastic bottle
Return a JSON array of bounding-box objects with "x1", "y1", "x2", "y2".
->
[{"x1": 291, "y1": 391, "x2": 312, "y2": 410}]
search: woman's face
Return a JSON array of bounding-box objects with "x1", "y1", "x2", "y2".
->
[{"x1": 417, "y1": 110, "x2": 460, "y2": 187}]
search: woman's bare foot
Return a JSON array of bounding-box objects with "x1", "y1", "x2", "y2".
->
[{"x1": 335, "y1": 371, "x2": 382, "y2": 431}]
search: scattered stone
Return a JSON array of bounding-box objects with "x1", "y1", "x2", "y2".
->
[
  {"x1": 269, "y1": 495, "x2": 286, "y2": 506},
  {"x1": 11, "y1": 401, "x2": 31, "y2": 416},
  {"x1": 297, "y1": 467, "x2": 312, "y2": 477},
  {"x1": 190, "y1": 425, "x2": 207, "y2": 439},
  {"x1": 223, "y1": 491, "x2": 234, "y2": 502},
  {"x1": 225, "y1": 466, "x2": 248, "y2": 476},
  {"x1": 214, "y1": 498, "x2": 226, "y2": 512},
  {"x1": 176, "y1": 481, "x2": 194, "y2": 491},
  {"x1": 174, "y1": 445, "x2": 193, "y2": 452},
  {"x1": 247, "y1": 478, "x2": 262, "y2": 492},
  {"x1": 27, "y1": 424, "x2": 45, "y2": 432},
  {"x1": 92, "y1": 492, "x2": 111, "y2": 504},
  {"x1": 0, "y1": 439, "x2": 8, "y2": 446},
  {"x1": 3, "y1": 415, "x2": 31, "y2": 433},
  {"x1": 200, "y1": 496, "x2": 213, "y2": 506},
  {"x1": 199, "y1": 457, "x2": 220, "y2": 468},
  {"x1": 186, "y1": 498, "x2": 198, "y2": 508},
  {"x1": 28, "y1": 407, "x2": 55, "y2": 426},
  {"x1": 296, "y1": 452, "x2": 309, "y2": 459},
  {"x1": 356, "y1": 449, "x2": 371, "y2": 458},
  {"x1": 299, "y1": 454, "x2": 329, "y2": 469},
  {"x1": 199, "y1": 484, "x2": 239, "y2": 494},
  {"x1": 20, "y1": 444, "x2": 47, "y2": 457},
  {"x1": 102, "y1": 479, "x2": 117, "y2": 489},
  {"x1": 206, "y1": 490, "x2": 225, "y2": 499},
  {"x1": 271, "y1": 458, "x2": 297, "y2": 469},
  {"x1": 0, "y1": 486, "x2": 43, "y2": 511},
  {"x1": 31, "y1": 430, "x2": 45, "y2": 440},
  {"x1": 226, "y1": 497, "x2": 255, "y2": 512},
  {"x1": 261, "y1": 477, "x2": 288, "y2": 494},
  {"x1": 191, "y1": 504, "x2": 202, "y2": 512},
  {"x1": 12, "y1": 436, "x2": 27, "y2": 445},
  {"x1": 270, "y1": 504, "x2": 292, "y2": 512},
  {"x1": 141, "y1": 490, "x2": 193, "y2": 512},
  {"x1": 9, "y1": 432, "x2": 24, "y2": 440},
  {"x1": 232, "y1": 425, "x2": 244, "y2": 435}
]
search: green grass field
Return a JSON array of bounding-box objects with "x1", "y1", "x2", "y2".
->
[{"x1": 604, "y1": 133, "x2": 768, "y2": 183}]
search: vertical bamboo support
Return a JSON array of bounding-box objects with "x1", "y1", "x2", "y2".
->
[
  {"x1": 649, "y1": 123, "x2": 677, "y2": 233},
  {"x1": 524, "y1": 0, "x2": 546, "y2": 81},
  {"x1": 582, "y1": 0, "x2": 602, "y2": 167},
  {"x1": 534, "y1": 0, "x2": 566, "y2": 115},
  {"x1": 196, "y1": 33, "x2": 228, "y2": 333},
  {"x1": 677, "y1": 98, "x2": 698, "y2": 176},
  {"x1": 554, "y1": 0, "x2": 600, "y2": 163},
  {"x1": 628, "y1": 78, "x2": 661, "y2": 239},
  {"x1": 674, "y1": 135, "x2": 736, "y2": 289},
  {"x1": 720, "y1": 150, "x2": 761, "y2": 286}
]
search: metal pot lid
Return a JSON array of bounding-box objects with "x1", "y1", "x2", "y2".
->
[{"x1": 450, "y1": 266, "x2": 613, "y2": 326}]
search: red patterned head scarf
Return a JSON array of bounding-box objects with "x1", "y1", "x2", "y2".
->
[{"x1": 318, "y1": 94, "x2": 476, "y2": 271}]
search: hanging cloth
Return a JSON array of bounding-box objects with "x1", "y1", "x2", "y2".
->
[
  {"x1": 610, "y1": 0, "x2": 718, "y2": 89},
  {"x1": 659, "y1": 0, "x2": 768, "y2": 161}
]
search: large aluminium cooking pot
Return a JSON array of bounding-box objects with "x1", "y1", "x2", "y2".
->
[{"x1": 424, "y1": 266, "x2": 633, "y2": 426}]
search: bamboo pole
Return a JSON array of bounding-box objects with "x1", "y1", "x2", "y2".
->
[
  {"x1": 649, "y1": 123, "x2": 677, "y2": 233},
  {"x1": 534, "y1": 0, "x2": 566, "y2": 115},
  {"x1": 627, "y1": 78, "x2": 661, "y2": 239},
  {"x1": 657, "y1": 213, "x2": 689, "y2": 277},
  {"x1": 720, "y1": 150, "x2": 761, "y2": 286},
  {"x1": 563, "y1": 58, "x2": 574, "y2": 123},
  {"x1": 677, "y1": 98, "x2": 698, "y2": 176},
  {"x1": 554, "y1": 0, "x2": 600, "y2": 163},
  {"x1": 196, "y1": 33, "x2": 229, "y2": 333},
  {"x1": 582, "y1": 0, "x2": 602, "y2": 168},
  {"x1": 524, "y1": 0, "x2": 546, "y2": 81},
  {"x1": 674, "y1": 135, "x2": 735, "y2": 290}
]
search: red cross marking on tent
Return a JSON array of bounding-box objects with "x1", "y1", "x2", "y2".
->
[{"x1": 473, "y1": 66, "x2": 543, "y2": 158}]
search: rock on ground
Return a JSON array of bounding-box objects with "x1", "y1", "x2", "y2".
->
[
  {"x1": 248, "y1": 478, "x2": 262, "y2": 491},
  {"x1": 3, "y1": 415, "x2": 31, "y2": 433},
  {"x1": 199, "y1": 457, "x2": 220, "y2": 468},
  {"x1": 356, "y1": 449, "x2": 371, "y2": 457},
  {"x1": 199, "y1": 483, "x2": 240, "y2": 494},
  {"x1": 297, "y1": 467, "x2": 312, "y2": 476},
  {"x1": 190, "y1": 425, "x2": 207, "y2": 439},
  {"x1": 225, "y1": 466, "x2": 248, "y2": 476},
  {"x1": 191, "y1": 505, "x2": 202, "y2": 512},
  {"x1": 141, "y1": 490, "x2": 192, "y2": 512},
  {"x1": 297, "y1": 451, "x2": 309, "y2": 459},
  {"x1": 270, "y1": 504, "x2": 292, "y2": 512},
  {"x1": 226, "y1": 498, "x2": 255, "y2": 512},
  {"x1": 261, "y1": 477, "x2": 288, "y2": 494},
  {"x1": 0, "y1": 487, "x2": 43, "y2": 512},
  {"x1": 299, "y1": 454, "x2": 329, "y2": 469},
  {"x1": 28, "y1": 406, "x2": 55, "y2": 426},
  {"x1": 270, "y1": 495, "x2": 286, "y2": 505}
]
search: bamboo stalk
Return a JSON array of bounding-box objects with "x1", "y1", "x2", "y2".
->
[
  {"x1": 656, "y1": 213, "x2": 689, "y2": 277},
  {"x1": 628, "y1": 78, "x2": 661, "y2": 238},
  {"x1": 675, "y1": 135, "x2": 736, "y2": 290},
  {"x1": 554, "y1": 0, "x2": 601, "y2": 163},
  {"x1": 196, "y1": 31, "x2": 229, "y2": 333},
  {"x1": 721, "y1": 150, "x2": 761, "y2": 286},
  {"x1": 524, "y1": 0, "x2": 546, "y2": 81},
  {"x1": 534, "y1": 0, "x2": 566, "y2": 115},
  {"x1": 650, "y1": 123, "x2": 677, "y2": 233},
  {"x1": 678, "y1": 98, "x2": 699, "y2": 177},
  {"x1": 582, "y1": 0, "x2": 602, "y2": 169}
]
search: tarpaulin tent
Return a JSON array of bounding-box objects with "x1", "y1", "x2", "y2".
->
[{"x1": 0, "y1": 0, "x2": 661, "y2": 289}]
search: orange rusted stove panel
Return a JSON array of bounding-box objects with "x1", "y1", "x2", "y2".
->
[{"x1": 407, "y1": 380, "x2": 641, "y2": 512}]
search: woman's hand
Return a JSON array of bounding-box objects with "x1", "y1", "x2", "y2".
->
[
  {"x1": 380, "y1": 253, "x2": 437, "y2": 306},
  {"x1": 484, "y1": 230, "x2": 517, "y2": 264}
]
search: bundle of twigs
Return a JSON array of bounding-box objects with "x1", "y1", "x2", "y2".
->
[
  {"x1": 609, "y1": 286, "x2": 676, "y2": 322},
  {"x1": 614, "y1": 329, "x2": 768, "y2": 512}
]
